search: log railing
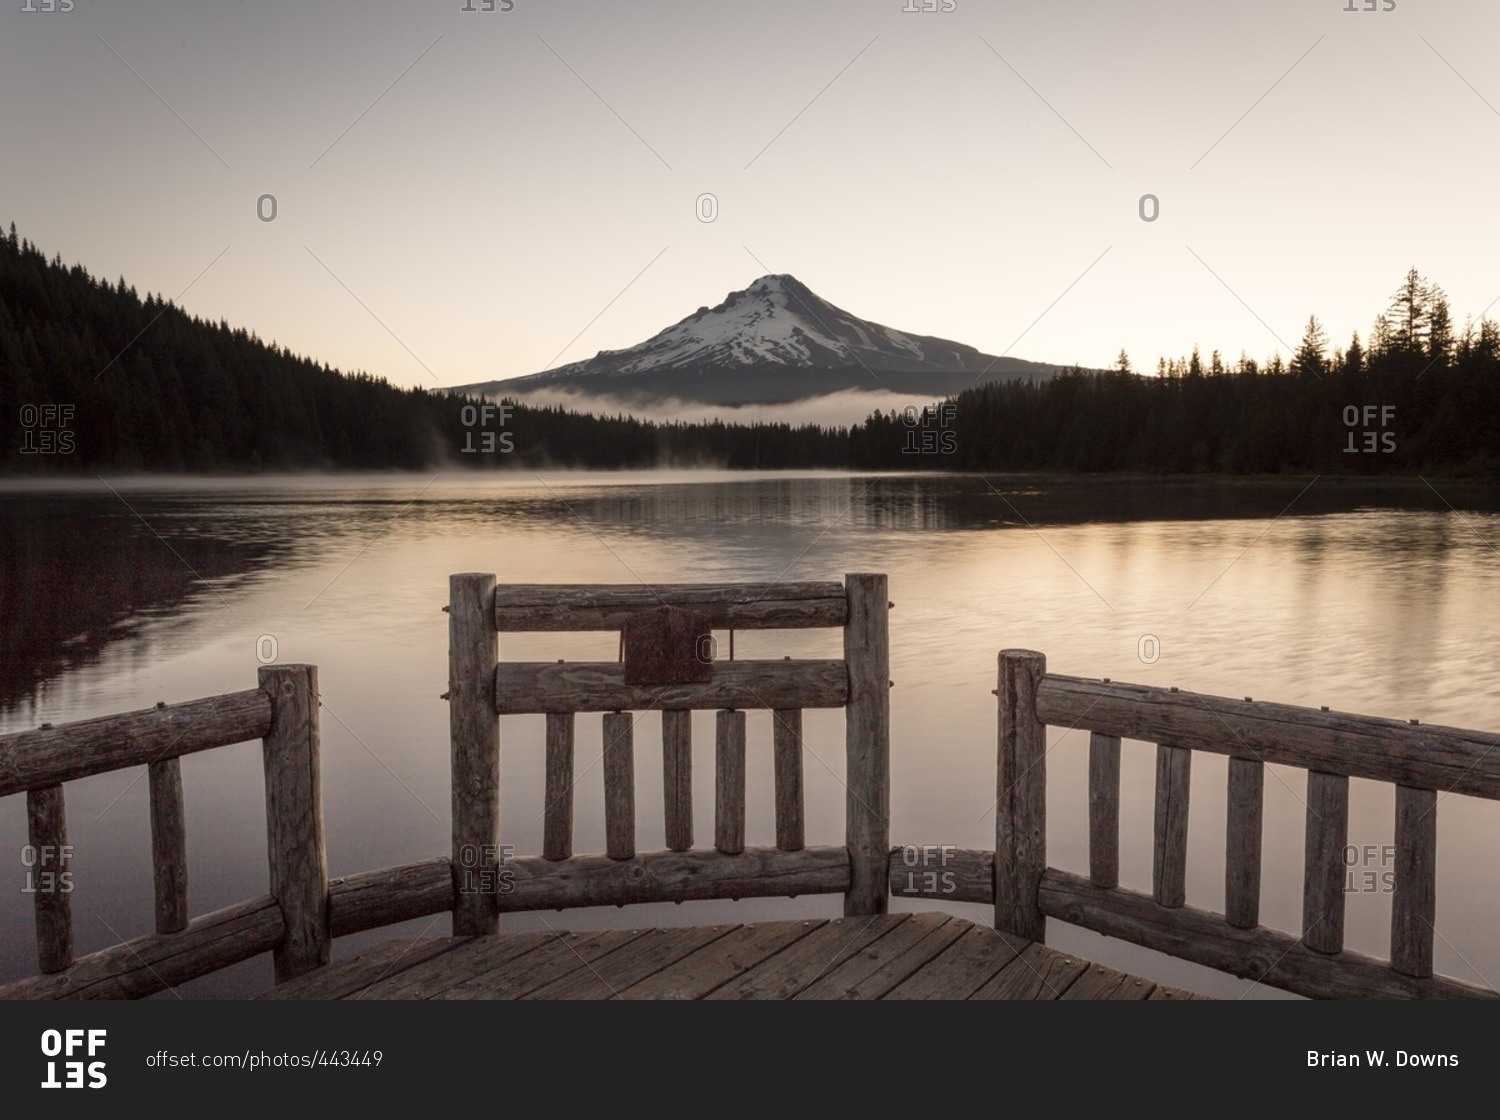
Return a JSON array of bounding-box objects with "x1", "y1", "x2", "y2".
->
[
  {"x1": 445, "y1": 573, "x2": 891, "y2": 935},
  {"x1": 0, "y1": 665, "x2": 327, "y2": 998},
  {"x1": 9, "y1": 610, "x2": 1496, "y2": 1001},
  {"x1": 889, "y1": 649, "x2": 1500, "y2": 1000}
]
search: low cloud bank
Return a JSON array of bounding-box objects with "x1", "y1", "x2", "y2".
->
[{"x1": 478, "y1": 387, "x2": 955, "y2": 429}]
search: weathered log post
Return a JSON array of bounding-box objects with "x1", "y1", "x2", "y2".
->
[
  {"x1": 603, "y1": 712, "x2": 636, "y2": 860},
  {"x1": 773, "y1": 709, "x2": 805, "y2": 852},
  {"x1": 1153, "y1": 744, "x2": 1192, "y2": 908},
  {"x1": 662, "y1": 710, "x2": 693, "y2": 852},
  {"x1": 996, "y1": 649, "x2": 1046, "y2": 941},
  {"x1": 1302, "y1": 771, "x2": 1349, "y2": 954},
  {"x1": 715, "y1": 709, "x2": 747, "y2": 855},
  {"x1": 843, "y1": 574, "x2": 890, "y2": 916},
  {"x1": 1088, "y1": 732, "x2": 1121, "y2": 889},
  {"x1": 1224, "y1": 757, "x2": 1264, "y2": 928},
  {"x1": 149, "y1": 757, "x2": 189, "y2": 933},
  {"x1": 27, "y1": 785, "x2": 73, "y2": 973},
  {"x1": 259, "y1": 663, "x2": 329, "y2": 982},
  {"x1": 450, "y1": 573, "x2": 500, "y2": 935},
  {"x1": 1391, "y1": 786, "x2": 1437, "y2": 977},
  {"x1": 543, "y1": 713, "x2": 575, "y2": 860}
]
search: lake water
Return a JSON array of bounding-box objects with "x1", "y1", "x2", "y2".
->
[{"x1": 2, "y1": 470, "x2": 1498, "y2": 999}]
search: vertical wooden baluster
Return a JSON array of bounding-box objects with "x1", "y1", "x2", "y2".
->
[
  {"x1": 1303, "y1": 771, "x2": 1349, "y2": 954},
  {"x1": 26, "y1": 785, "x2": 73, "y2": 974},
  {"x1": 773, "y1": 709, "x2": 805, "y2": 852},
  {"x1": 1225, "y1": 757, "x2": 1264, "y2": 928},
  {"x1": 260, "y1": 663, "x2": 329, "y2": 982},
  {"x1": 996, "y1": 649, "x2": 1046, "y2": 941},
  {"x1": 1153, "y1": 744, "x2": 1191, "y2": 908},
  {"x1": 715, "y1": 709, "x2": 747, "y2": 855},
  {"x1": 1391, "y1": 785, "x2": 1436, "y2": 977},
  {"x1": 543, "y1": 713, "x2": 575, "y2": 860},
  {"x1": 844, "y1": 573, "x2": 890, "y2": 917},
  {"x1": 149, "y1": 757, "x2": 189, "y2": 933},
  {"x1": 603, "y1": 712, "x2": 635, "y2": 860},
  {"x1": 662, "y1": 710, "x2": 693, "y2": 852},
  {"x1": 450, "y1": 573, "x2": 499, "y2": 935},
  {"x1": 1088, "y1": 732, "x2": 1120, "y2": 889}
]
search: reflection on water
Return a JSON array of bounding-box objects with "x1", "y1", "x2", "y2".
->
[{"x1": 1, "y1": 471, "x2": 1497, "y2": 998}]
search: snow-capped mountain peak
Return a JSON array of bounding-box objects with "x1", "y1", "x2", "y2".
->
[
  {"x1": 453, "y1": 274, "x2": 1061, "y2": 406},
  {"x1": 522, "y1": 274, "x2": 996, "y2": 380}
]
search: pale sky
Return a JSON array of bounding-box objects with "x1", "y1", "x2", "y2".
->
[{"x1": 3, "y1": 0, "x2": 1497, "y2": 395}]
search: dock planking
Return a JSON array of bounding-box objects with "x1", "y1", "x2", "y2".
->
[{"x1": 261, "y1": 914, "x2": 1208, "y2": 1000}]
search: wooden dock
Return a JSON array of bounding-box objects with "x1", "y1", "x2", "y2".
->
[
  {"x1": 3, "y1": 572, "x2": 1497, "y2": 1001},
  {"x1": 261, "y1": 913, "x2": 1205, "y2": 1000}
]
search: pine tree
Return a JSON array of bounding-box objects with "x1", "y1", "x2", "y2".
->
[
  {"x1": 1291, "y1": 315, "x2": 1327, "y2": 378},
  {"x1": 1387, "y1": 268, "x2": 1441, "y2": 355},
  {"x1": 1428, "y1": 295, "x2": 1454, "y2": 369},
  {"x1": 1342, "y1": 331, "x2": 1364, "y2": 376}
]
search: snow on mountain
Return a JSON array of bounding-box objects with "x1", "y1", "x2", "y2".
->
[{"x1": 453, "y1": 274, "x2": 1060, "y2": 406}]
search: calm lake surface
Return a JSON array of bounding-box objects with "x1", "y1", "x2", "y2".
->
[{"x1": 2, "y1": 470, "x2": 1499, "y2": 998}]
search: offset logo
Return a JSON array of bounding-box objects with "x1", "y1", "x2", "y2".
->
[{"x1": 40, "y1": 1029, "x2": 106, "y2": 1089}]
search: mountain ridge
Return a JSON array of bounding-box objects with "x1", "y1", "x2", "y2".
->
[{"x1": 454, "y1": 274, "x2": 1062, "y2": 406}]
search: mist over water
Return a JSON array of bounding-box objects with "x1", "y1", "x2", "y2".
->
[
  {"x1": 2, "y1": 471, "x2": 1498, "y2": 998},
  {"x1": 472, "y1": 386, "x2": 954, "y2": 429}
]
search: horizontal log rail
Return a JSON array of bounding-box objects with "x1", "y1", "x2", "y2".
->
[
  {"x1": 2, "y1": 668, "x2": 326, "y2": 998},
  {"x1": 1039, "y1": 871, "x2": 1495, "y2": 1001},
  {"x1": 1036, "y1": 674, "x2": 1500, "y2": 798},
  {"x1": 327, "y1": 848, "x2": 852, "y2": 937},
  {"x1": 501, "y1": 846, "x2": 849, "y2": 910},
  {"x1": 0, "y1": 688, "x2": 272, "y2": 797},
  {"x1": 1002, "y1": 652, "x2": 1500, "y2": 1000},
  {"x1": 887, "y1": 845, "x2": 993, "y2": 906},
  {"x1": 329, "y1": 858, "x2": 455, "y2": 937},
  {"x1": 494, "y1": 581, "x2": 848, "y2": 631},
  {"x1": 0, "y1": 896, "x2": 285, "y2": 1001},
  {"x1": 494, "y1": 659, "x2": 849, "y2": 714}
]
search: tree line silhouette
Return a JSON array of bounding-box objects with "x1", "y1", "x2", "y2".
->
[
  {"x1": 3, "y1": 225, "x2": 1494, "y2": 478},
  {"x1": 853, "y1": 270, "x2": 1499, "y2": 477}
]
